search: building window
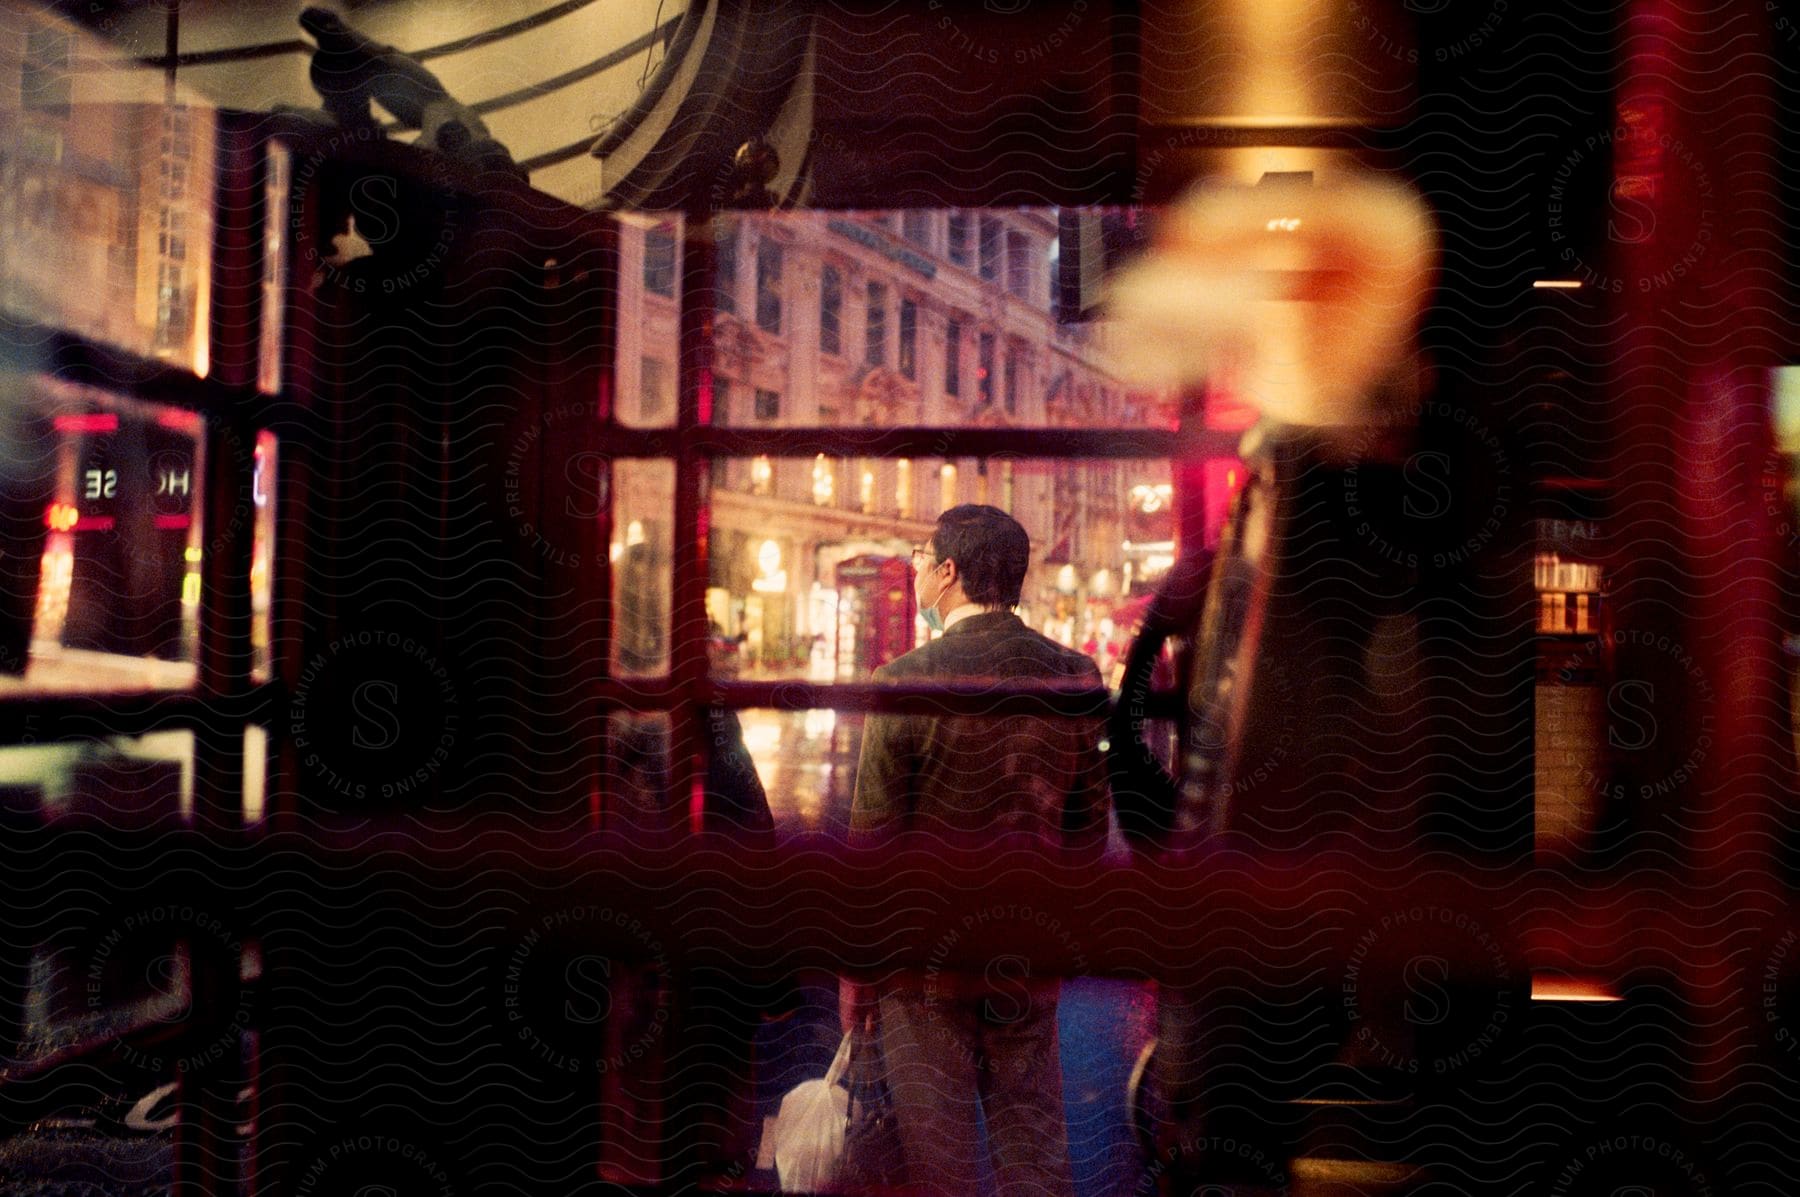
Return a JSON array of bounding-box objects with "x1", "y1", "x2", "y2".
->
[
  {"x1": 1001, "y1": 460, "x2": 1015, "y2": 510},
  {"x1": 897, "y1": 459, "x2": 912, "y2": 516},
  {"x1": 1046, "y1": 236, "x2": 1062, "y2": 314},
  {"x1": 899, "y1": 299, "x2": 918, "y2": 380},
  {"x1": 754, "y1": 387, "x2": 781, "y2": 420},
  {"x1": 157, "y1": 207, "x2": 187, "y2": 261},
  {"x1": 755, "y1": 240, "x2": 783, "y2": 334},
  {"x1": 944, "y1": 319, "x2": 962, "y2": 397},
  {"x1": 820, "y1": 265, "x2": 843, "y2": 355},
  {"x1": 858, "y1": 459, "x2": 877, "y2": 513},
  {"x1": 23, "y1": 28, "x2": 71, "y2": 114},
  {"x1": 947, "y1": 214, "x2": 972, "y2": 267},
  {"x1": 1004, "y1": 348, "x2": 1020, "y2": 415},
  {"x1": 902, "y1": 211, "x2": 932, "y2": 248},
  {"x1": 160, "y1": 157, "x2": 188, "y2": 202},
  {"x1": 714, "y1": 220, "x2": 739, "y2": 314},
  {"x1": 751, "y1": 456, "x2": 774, "y2": 496},
  {"x1": 979, "y1": 217, "x2": 1003, "y2": 282},
  {"x1": 978, "y1": 332, "x2": 996, "y2": 407},
  {"x1": 1006, "y1": 231, "x2": 1033, "y2": 300},
  {"x1": 641, "y1": 357, "x2": 672, "y2": 420},
  {"x1": 812, "y1": 454, "x2": 835, "y2": 506},
  {"x1": 866, "y1": 283, "x2": 887, "y2": 367},
  {"x1": 644, "y1": 222, "x2": 676, "y2": 297},
  {"x1": 940, "y1": 462, "x2": 958, "y2": 512}
]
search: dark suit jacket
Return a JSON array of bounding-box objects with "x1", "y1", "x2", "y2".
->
[{"x1": 850, "y1": 610, "x2": 1110, "y2": 854}]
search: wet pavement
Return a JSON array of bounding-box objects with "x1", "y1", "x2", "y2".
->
[{"x1": 753, "y1": 974, "x2": 1157, "y2": 1197}]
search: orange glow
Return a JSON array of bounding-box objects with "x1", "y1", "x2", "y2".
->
[
  {"x1": 44, "y1": 503, "x2": 79, "y2": 532},
  {"x1": 1531, "y1": 974, "x2": 1622, "y2": 1002}
]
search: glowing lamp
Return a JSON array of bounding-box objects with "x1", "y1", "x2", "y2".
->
[{"x1": 1107, "y1": 174, "x2": 1436, "y2": 427}]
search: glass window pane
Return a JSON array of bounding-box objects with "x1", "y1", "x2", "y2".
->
[
  {"x1": 0, "y1": 376, "x2": 216, "y2": 695},
  {"x1": 979, "y1": 216, "x2": 1003, "y2": 282},
  {"x1": 620, "y1": 214, "x2": 681, "y2": 428},
  {"x1": 258, "y1": 140, "x2": 291, "y2": 395},
  {"x1": 643, "y1": 221, "x2": 677, "y2": 297},
  {"x1": 6, "y1": 727, "x2": 254, "y2": 1197},
  {"x1": 902, "y1": 210, "x2": 932, "y2": 249},
  {"x1": 819, "y1": 264, "x2": 842, "y2": 356},
  {"x1": 611, "y1": 460, "x2": 673, "y2": 677},
  {"x1": 705, "y1": 456, "x2": 1170, "y2": 682},
  {"x1": 755, "y1": 238, "x2": 783, "y2": 334},
  {"x1": 715, "y1": 217, "x2": 739, "y2": 315},
  {"x1": 865, "y1": 282, "x2": 887, "y2": 367},
  {"x1": 0, "y1": 728, "x2": 194, "y2": 824},
  {"x1": 640, "y1": 356, "x2": 672, "y2": 422},
  {"x1": 944, "y1": 317, "x2": 962, "y2": 397},
  {"x1": 251, "y1": 430, "x2": 277, "y2": 683},
  {"x1": 244, "y1": 721, "x2": 268, "y2": 823},
  {"x1": 694, "y1": 210, "x2": 1177, "y2": 430},
  {"x1": 899, "y1": 298, "x2": 918, "y2": 380},
  {"x1": 0, "y1": 85, "x2": 216, "y2": 373},
  {"x1": 603, "y1": 711, "x2": 686, "y2": 843},
  {"x1": 978, "y1": 332, "x2": 996, "y2": 408},
  {"x1": 1007, "y1": 230, "x2": 1033, "y2": 300},
  {"x1": 948, "y1": 213, "x2": 972, "y2": 267}
]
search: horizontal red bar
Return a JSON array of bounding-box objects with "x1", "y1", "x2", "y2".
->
[
  {"x1": 53, "y1": 413, "x2": 119, "y2": 434},
  {"x1": 153, "y1": 514, "x2": 191, "y2": 530},
  {"x1": 75, "y1": 515, "x2": 115, "y2": 532}
]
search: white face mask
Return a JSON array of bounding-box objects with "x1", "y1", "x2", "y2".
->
[{"x1": 916, "y1": 558, "x2": 948, "y2": 631}]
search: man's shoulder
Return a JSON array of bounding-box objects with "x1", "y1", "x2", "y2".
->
[
  {"x1": 980, "y1": 615, "x2": 1100, "y2": 673},
  {"x1": 1033, "y1": 636, "x2": 1105, "y2": 683},
  {"x1": 880, "y1": 616, "x2": 1099, "y2": 681},
  {"x1": 872, "y1": 638, "x2": 951, "y2": 680}
]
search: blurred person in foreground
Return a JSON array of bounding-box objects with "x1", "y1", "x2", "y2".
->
[{"x1": 841, "y1": 503, "x2": 1110, "y2": 1197}]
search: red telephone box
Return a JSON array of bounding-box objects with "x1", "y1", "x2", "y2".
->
[{"x1": 834, "y1": 555, "x2": 916, "y2": 679}]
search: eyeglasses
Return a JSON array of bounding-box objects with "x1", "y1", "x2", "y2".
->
[{"x1": 910, "y1": 546, "x2": 936, "y2": 569}]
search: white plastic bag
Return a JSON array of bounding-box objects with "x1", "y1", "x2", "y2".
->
[{"x1": 771, "y1": 1033, "x2": 853, "y2": 1192}]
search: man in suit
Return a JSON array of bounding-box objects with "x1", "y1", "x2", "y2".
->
[{"x1": 841, "y1": 504, "x2": 1109, "y2": 1197}]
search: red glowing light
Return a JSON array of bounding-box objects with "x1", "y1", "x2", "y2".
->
[
  {"x1": 154, "y1": 514, "x2": 192, "y2": 530},
  {"x1": 76, "y1": 515, "x2": 115, "y2": 532},
  {"x1": 53, "y1": 413, "x2": 119, "y2": 434},
  {"x1": 155, "y1": 407, "x2": 203, "y2": 434}
]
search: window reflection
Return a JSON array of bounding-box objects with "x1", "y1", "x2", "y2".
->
[
  {"x1": 0, "y1": 82, "x2": 216, "y2": 372},
  {"x1": 0, "y1": 378, "x2": 215, "y2": 695},
  {"x1": 0, "y1": 728, "x2": 194, "y2": 823}
]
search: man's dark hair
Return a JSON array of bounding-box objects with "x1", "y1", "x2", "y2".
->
[{"x1": 932, "y1": 504, "x2": 1031, "y2": 607}]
